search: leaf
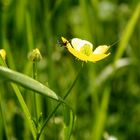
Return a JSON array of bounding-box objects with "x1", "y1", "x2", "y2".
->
[{"x1": 0, "y1": 66, "x2": 62, "y2": 101}]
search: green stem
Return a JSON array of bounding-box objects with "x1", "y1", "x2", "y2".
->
[
  {"x1": 33, "y1": 61, "x2": 38, "y2": 123},
  {"x1": 33, "y1": 61, "x2": 37, "y2": 80},
  {"x1": 36, "y1": 66, "x2": 82, "y2": 140}
]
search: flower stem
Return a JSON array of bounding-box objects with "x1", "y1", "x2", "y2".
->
[
  {"x1": 33, "y1": 61, "x2": 38, "y2": 123},
  {"x1": 36, "y1": 66, "x2": 82, "y2": 139}
]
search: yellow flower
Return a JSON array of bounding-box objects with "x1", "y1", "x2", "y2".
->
[
  {"x1": 0, "y1": 49, "x2": 6, "y2": 60},
  {"x1": 61, "y1": 37, "x2": 110, "y2": 62}
]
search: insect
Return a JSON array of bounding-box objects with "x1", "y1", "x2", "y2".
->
[{"x1": 60, "y1": 37, "x2": 110, "y2": 63}]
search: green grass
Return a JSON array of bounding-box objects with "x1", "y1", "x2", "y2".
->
[{"x1": 0, "y1": 0, "x2": 140, "y2": 140}]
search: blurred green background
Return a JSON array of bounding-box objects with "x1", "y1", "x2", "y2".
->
[{"x1": 0, "y1": 0, "x2": 140, "y2": 139}]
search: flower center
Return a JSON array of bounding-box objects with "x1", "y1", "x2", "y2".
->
[{"x1": 80, "y1": 44, "x2": 93, "y2": 56}]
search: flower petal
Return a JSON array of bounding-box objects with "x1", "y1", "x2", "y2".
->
[
  {"x1": 71, "y1": 38, "x2": 93, "y2": 51},
  {"x1": 93, "y1": 45, "x2": 110, "y2": 54},
  {"x1": 61, "y1": 37, "x2": 69, "y2": 44},
  {"x1": 0, "y1": 49, "x2": 6, "y2": 60},
  {"x1": 88, "y1": 53, "x2": 110, "y2": 62},
  {"x1": 66, "y1": 43, "x2": 89, "y2": 61}
]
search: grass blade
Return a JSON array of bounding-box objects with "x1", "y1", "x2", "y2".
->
[
  {"x1": 91, "y1": 87, "x2": 110, "y2": 140},
  {"x1": 114, "y1": 2, "x2": 140, "y2": 62},
  {"x1": 64, "y1": 107, "x2": 74, "y2": 140}
]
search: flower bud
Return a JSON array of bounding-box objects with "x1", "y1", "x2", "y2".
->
[{"x1": 28, "y1": 48, "x2": 42, "y2": 62}]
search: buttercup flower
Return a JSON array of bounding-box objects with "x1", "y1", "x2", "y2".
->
[{"x1": 61, "y1": 37, "x2": 110, "y2": 62}]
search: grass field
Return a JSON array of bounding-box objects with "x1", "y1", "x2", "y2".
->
[{"x1": 0, "y1": 0, "x2": 140, "y2": 140}]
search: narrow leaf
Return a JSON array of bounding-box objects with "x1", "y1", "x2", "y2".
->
[{"x1": 0, "y1": 66, "x2": 61, "y2": 101}]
